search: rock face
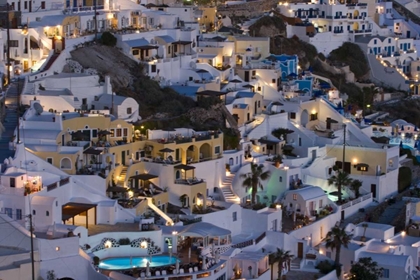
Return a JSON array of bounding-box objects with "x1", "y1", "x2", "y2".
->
[
  {"x1": 68, "y1": 45, "x2": 137, "y2": 89},
  {"x1": 187, "y1": 103, "x2": 226, "y2": 126},
  {"x1": 217, "y1": 0, "x2": 278, "y2": 18},
  {"x1": 249, "y1": 16, "x2": 286, "y2": 38}
]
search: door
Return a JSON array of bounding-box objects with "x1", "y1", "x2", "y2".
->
[
  {"x1": 341, "y1": 210, "x2": 345, "y2": 220},
  {"x1": 297, "y1": 242, "x2": 303, "y2": 258},
  {"x1": 312, "y1": 150, "x2": 316, "y2": 161},
  {"x1": 121, "y1": 150, "x2": 125, "y2": 165},
  {"x1": 371, "y1": 184, "x2": 377, "y2": 199},
  {"x1": 134, "y1": 179, "x2": 139, "y2": 189},
  {"x1": 62, "y1": 134, "x2": 65, "y2": 146},
  {"x1": 29, "y1": 1, "x2": 32, "y2": 12},
  {"x1": 244, "y1": 71, "x2": 250, "y2": 82},
  {"x1": 407, "y1": 31, "x2": 411, "y2": 38},
  {"x1": 254, "y1": 101, "x2": 257, "y2": 115}
]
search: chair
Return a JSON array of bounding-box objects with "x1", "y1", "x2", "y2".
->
[
  {"x1": 189, "y1": 267, "x2": 193, "y2": 273},
  {"x1": 162, "y1": 270, "x2": 167, "y2": 275},
  {"x1": 194, "y1": 267, "x2": 198, "y2": 272},
  {"x1": 179, "y1": 268, "x2": 184, "y2": 274},
  {"x1": 155, "y1": 271, "x2": 161, "y2": 276}
]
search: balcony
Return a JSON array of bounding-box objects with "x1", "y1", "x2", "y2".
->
[{"x1": 174, "y1": 178, "x2": 204, "y2": 185}]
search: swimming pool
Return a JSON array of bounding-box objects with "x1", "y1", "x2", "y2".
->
[{"x1": 98, "y1": 255, "x2": 179, "y2": 270}]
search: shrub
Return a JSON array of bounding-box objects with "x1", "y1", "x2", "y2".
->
[
  {"x1": 328, "y1": 42, "x2": 368, "y2": 78},
  {"x1": 119, "y1": 238, "x2": 131, "y2": 245},
  {"x1": 318, "y1": 52, "x2": 326, "y2": 61},
  {"x1": 316, "y1": 260, "x2": 335, "y2": 274},
  {"x1": 398, "y1": 166, "x2": 412, "y2": 193},
  {"x1": 100, "y1": 31, "x2": 117, "y2": 47},
  {"x1": 93, "y1": 256, "x2": 100, "y2": 266}
]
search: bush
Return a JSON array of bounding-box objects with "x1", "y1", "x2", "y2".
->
[
  {"x1": 100, "y1": 31, "x2": 117, "y2": 47},
  {"x1": 318, "y1": 52, "x2": 326, "y2": 61},
  {"x1": 316, "y1": 260, "x2": 335, "y2": 274},
  {"x1": 398, "y1": 166, "x2": 412, "y2": 193},
  {"x1": 328, "y1": 42, "x2": 368, "y2": 78},
  {"x1": 93, "y1": 256, "x2": 100, "y2": 266},
  {"x1": 119, "y1": 238, "x2": 131, "y2": 245}
]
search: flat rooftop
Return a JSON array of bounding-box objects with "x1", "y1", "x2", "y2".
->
[{"x1": 0, "y1": 246, "x2": 29, "y2": 256}]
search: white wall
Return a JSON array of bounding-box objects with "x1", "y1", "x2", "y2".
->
[{"x1": 198, "y1": 204, "x2": 242, "y2": 236}]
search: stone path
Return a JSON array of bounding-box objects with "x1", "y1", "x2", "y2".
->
[{"x1": 377, "y1": 200, "x2": 406, "y2": 224}]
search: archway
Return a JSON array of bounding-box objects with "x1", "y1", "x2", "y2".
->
[
  {"x1": 353, "y1": 10, "x2": 359, "y2": 19},
  {"x1": 186, "y1": 145, "x2": 196, "y2": 163},
  {"x1": 199, "y1": 143, "x2": 211, "y2": 161},
  {"x1": 60, "y1": 158, "x2": 72, "y2": 169},
  {"x1": 301, "y1": 109, "x2": 309, "y2": 127},
  {"x1": 180, "y1": 194, "x2": 189, "y2": 208},
  {"x1": 353, "y1": 22, "x2": 359, "y2": 31},
  {"x1": 175, "y1": 170, "x2": 181, "y2": 180}
]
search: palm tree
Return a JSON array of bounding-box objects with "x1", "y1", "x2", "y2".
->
[
  {"x1": 240, "y1": 163, "x2": 271, "y2": 204},
  {"x1": 325, "y1": 225, "x2": 352, "y2": 277},
  {"x1": 361, "y1": 223, "x2": 369, "y2": 242},
  {"x1": 328, "y1": 170, "x2": 353, "y2": 203},
  {"x1": 350, "y1": 179, "x2": 363, "y2": 198},
  {"x1": 269, "y1": 249, "x2": 294, "y2": 280}
]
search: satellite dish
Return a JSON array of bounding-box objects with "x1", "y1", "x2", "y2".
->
[{"x1": 33, "y1": 103, "x2": 43, "y2": 115}]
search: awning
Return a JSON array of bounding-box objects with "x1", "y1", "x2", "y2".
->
[
  {"x1": 172, "y1": 40, "x2": 192, "y2": 45},
  {"x1": 196, "y1": 90, "x2": 227, "y2": 96},
  {"x1": 129, "y1": 173, "x2": 158, "y2": 181},
  {"x1": 174, "y1": 164, "x2": 196, "y2": 171},
  {"x1": 62, "y1": 202, "x2": 97, "y2": 221},
  {"x1": 133, "y1": 45, "x2": 159, "y2": 50},
  {"x1": 83, "y1": 147, "x2": 103, "y2": 155},
  {"x1": 178, "y1": 222, "x2": 231, "y2": 237}
]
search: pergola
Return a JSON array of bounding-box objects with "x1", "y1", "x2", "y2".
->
[
  {"x1": 62, "y1": 202, "x2": 97, "y2": 229},
  {"x1": 129, "y1": 173, "x2": 158, "y2": 189},
  {"x1": 174, "y1": 164, "x2": 196, "y2": 179},
  {"x1": 83, "y1": 147, "x2": 103, "y2": 169},
  {"x1": 196, "y1": 90, "x2": 228, "y2": 104},
  {"x1": 177, "y1": 222, "x2": 232, "y2": 248},
  {"x1": 133, "y1": 44, "x2": 159, "y2": 60},
  {"x1": 172, "y1": 40, "x2": 192, "y2": 55}
]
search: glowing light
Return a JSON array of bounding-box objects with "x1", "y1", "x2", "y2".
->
[
  {"x1": 105, "y1": 240, "x2": 112, "y2": 248},
  {"x1": 140, "y1": 241, "x2": 148, "y2": 248}
]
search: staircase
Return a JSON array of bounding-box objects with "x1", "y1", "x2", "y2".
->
[
  {"x1": 220, "y1": 173, "x2": 239, "y2": 204},
  {"x1": 41, "y1": 53, "x2": 59, "y2": 72},
  {"x1": 290, "y1": 258, "x2": 302, "y2": 271},
  {"x1": 117, "y1": 166, "x2": 128, "y2": 187}
]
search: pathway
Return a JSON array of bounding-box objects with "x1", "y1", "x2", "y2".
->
[
  {"x1": 0, "y1": 82, "x2": 21, "y2": 163},
  {"x1": 377, "y1": 200, "x2": 406, "y2": 224}
]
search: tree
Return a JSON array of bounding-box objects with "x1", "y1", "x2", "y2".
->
[
  {"x1": 240, "y1": 163, "x2": 271, "y2": 204},
  {"x1": 350, "y1": 179, "x2": 363, "y2": 198},
  {"x1": 350, "y1": 257, "x2": 383, "y2": 280},
  {"x1": 325, "y1": 225, "x2": 352, "y2": 277},
  {"x1": 100, "y1": 31, "x2": 117, "y2": 47},
  {"x1": 47, "y1": 270, "x2": 57, "y2": 280},
  {"x1": 269, "y1": 249, "x2": 294, "y2": 280},
  {"x1": 328, "y1": 170, "x2": 353, "y2": 203},
  {"x1": 361, "y1": 223, "x2": 369, "y2": 242}
]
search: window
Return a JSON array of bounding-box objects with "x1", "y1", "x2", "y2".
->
[
  {"x1": 5, "y1": 208, "x2": 12, "y2": 218},
  {"x1": 123, "y1": 128, "x2": 128, "y2": 137},
  {"x1": 279, "y1": 176, "x2": 282, "y2": 182},
  {"x1": 151, "y1": 65, "x2": 157, "y2": 73},
  {"x1": 10, "y1": 178, "x2": 15, "y2": 188},
  {"x1": 215, "y1": 146, "x2": 220, "y2": 154},
  {"x1": 388, "y1": 38, "x2": 391, "y2": 43},
  {"x1": 92, "y1": 129, "x2": 97, "y2": 138},
  {"x1": 46, "y1": 211, "x2": 49, "y2": 216},
  {"x1": 319, "y1": 199, "x2": 323, "y2": 208},
  {"x1": 290, "y1": 112, "x2": 296, "y2": 119},
  {"x1": 132, "y1": 50, "x2": 139, "y2": 55},
  {"x1": 272, "y1": 79, "x2": 276, "y2": 84},
  {"x1": 16, "y1": 209, "x2": 22, "y2": 220},
  {"x1": 258, "y1": 101, "x2": 261, "y2": 108},
  {"x1": 9, "y1": 40, "x2": 18, "y2": 47},
  {"x1": 383, "y1": 269, "x2": 389, "y2": 278},
  {"x1": 24, "y1": 1, "x2": 27, "y2": 9},
  {"x1": 33, "y1": 210, "x2": 36, "y2": 215},
  {"x1": 168, "y1": 46, "x2": 171, "y2": 54},
  {"x1": 116, "y1": 128, "x2": 122, "y2": 137},
  {"x1": 357, "y1": 165, "x2": 368, "y2": 171},
  {"x1": 127, "y1": 107, "x2": 132, "y2": 114},
  {"x1": 232, "y1": 212, "x2": 237, "y2": 221},
  {"x1": 293, "y1": 194, "x2": 297, "y2": 200},
  {"x1": 310, "y1": 113, "x2": 318, "y2": 121},
  {"x1": 47, "y1": 158, "x2": 53, "y2": 164},
  {"x1": 41, "y1": 1, "x2": 45, "y2": 9}
]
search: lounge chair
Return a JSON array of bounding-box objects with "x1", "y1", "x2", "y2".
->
[
  {"x1": 194, "y1": 267, "x2": 198, "y2": 272},
  {"x1": 155, "y1": 271, "x2": 161, "y2": 276},
  {"x1": 162, "y1": 270, "x2": 167, "y2": 275},
  {"x1": 189, "y1": 268, "x2": 193, "y2": 273},
  {"x1": 179, "y1": 268, "x2": 185, "y2": 274}
]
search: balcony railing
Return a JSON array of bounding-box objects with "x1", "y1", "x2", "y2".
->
[{"x1": 175, "y1": 178, "x2": 204, "y2": 185}]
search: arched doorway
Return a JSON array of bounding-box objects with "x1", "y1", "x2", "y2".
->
[
  {"x1": 186, "y1": 145, "x2": 196, "y2": 163},
  {"x1": 180, "y1": 194, "x2": 189, "y2": 208},
  {"x1": 199, "y1": 143, "x2": 211, "y2": 161},
  {"x1": 60, "y1": 158, "x2": 72, "y2": 169},
  {"x1": 175, "y1": 170, "x2": 181, "y2": 179},
  {"x1": 300, "y1": 109, "x2": 309, "y2": 127}
]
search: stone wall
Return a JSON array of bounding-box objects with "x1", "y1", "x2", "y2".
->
[{"x1": 217, "y1": 0, "x2": 278, "y2": 18}]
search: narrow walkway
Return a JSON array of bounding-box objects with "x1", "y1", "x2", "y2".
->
[
  {"x1": 0, "y1": 83, "x2": 20, "y2": 163},
  {"x1": 377, "y1": 200, "x2": 406, "y2": 224}
]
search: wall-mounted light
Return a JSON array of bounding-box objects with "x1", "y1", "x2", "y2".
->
[
  {"x1": 140, "y1": 241, "x2": 148, "y2": 248},
  {"x1": 55, "y1": 246, "x2": 60, "y2": 251},
  {"x1": 104, "y1": 240, "x2": 112, "y2": 249}
]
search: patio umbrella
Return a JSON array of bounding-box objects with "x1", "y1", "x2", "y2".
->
[
  {"x1": 329, "y1": 191, "x2": 343, "y2": 196},
  {"x1": 146, "y1": 261, "x2": 150, "y2": 276},
  {"x1": 202, "y1": 255, "x2": 207, "y2": 270},
  {"x1": 175, "y1": 259, "x2": 180, "y2": 274},
  {"x1": 162, "y1": 127, "x2": 176, "y2": 139},
  {"x1": 230, "y1": 78, "x2": 242, "y2": 90},
  {"x1": 196, "y1": 69, "x2": 208, "y2": 80}
]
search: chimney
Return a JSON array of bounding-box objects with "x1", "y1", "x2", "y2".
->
[{"x1": 104, "y1": 75, "x2": 112, "y2": 94}]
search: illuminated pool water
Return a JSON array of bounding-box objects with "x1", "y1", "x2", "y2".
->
[{"x1": 98, "y1": 256, "x2": 179, "y2": 270}]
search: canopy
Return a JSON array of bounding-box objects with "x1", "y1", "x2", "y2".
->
[
  {"x1": 129, "y1": 173, "x2": 158, "y2": 181},
  {"x1": 174, "y1": 164, "x2": 196, "y2": 171},
  {"x1": 172, "y1": 40, "x2": 192, "y2": 45},
  {"x1": 159, "y1": 148, "x2": 174, "y2": 153},
  {"x1": 83, "y1": 147, "x2": 103, "y2": 155},
  {"x1": 178, "y1": 222, "x2": 231, "y2": 237},
  {"x1": 62, "y1": 202, "x2": 97, "y2": 221}
]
